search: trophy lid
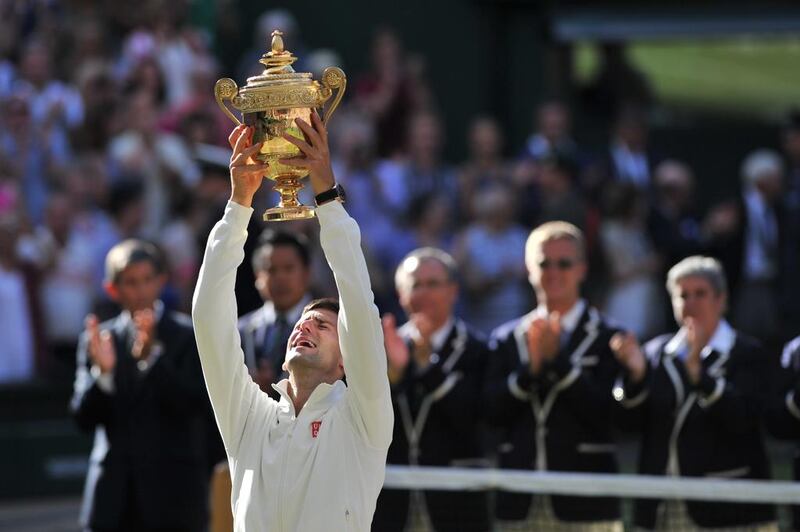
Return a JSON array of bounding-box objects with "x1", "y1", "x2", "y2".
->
[
  {"x1": 243, "y1": 30, "x2": 313, "y2": 89},
  {"x1": 216, "y1": 29, "x2": 344, "y2": 115}
]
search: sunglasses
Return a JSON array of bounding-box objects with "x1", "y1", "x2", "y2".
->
[{"x1": 538, "y1": 258, "x2": 578, "y2": 270}]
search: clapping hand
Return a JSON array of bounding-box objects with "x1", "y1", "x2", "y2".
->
[
  {"x1": 683, "y1": 318, "x2": 710, "y2": 384},
  {"x1": 610, "y1": 332, "x2": 647, "y2": 383},
  {"x1": 85, "y1": 314, "x2": 116, "y2": 374},
  {"x1": 527, "y1": 313, "x2": 561, "y2": 375},
  {"x1": 382, "y1": 314, "x2": 409, "y2": 385},
  {"x1": 131, "y1": 308, "x2": 157, "y2": 361}
]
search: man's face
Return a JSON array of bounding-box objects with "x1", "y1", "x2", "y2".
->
[
  {"x1": 284, "y1": 309, "x2": 343, "y2": 379},
  {"x1": 527, "y1": 238, "x2": 586, "y2": 308},
  {"x1": 398, "y1": 259, "x2": 457, "y2": 326},
  {"x1": 255, "y1": 245, "x2": 310, "y2": 312},
  {"x1": 105, "y1": 261, "x2": 165, "y2": 313},
  {"x1": 671, "y1": 276, "x2": 725, "y2": 331}
]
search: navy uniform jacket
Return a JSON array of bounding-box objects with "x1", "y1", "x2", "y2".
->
[
  {"x1": 372, "y1": 318, "x2": 490, "y2": 532},
  {"x1": 485, "y1": 303, "x2": 623, "y2": 523},
  {"x1": 615, "y1": 325, "x2": 775, "y2": 529},
  {"x1": 71, "y1": 310, "x2": 211, "y2": 531},
  {"x1": 765, "y1": 335, "x2": 800, "y2": 531}
]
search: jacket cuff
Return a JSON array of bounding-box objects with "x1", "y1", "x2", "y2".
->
[
  {"x1": 508, "y1": 368, "x2": 532, "y2": 401},
  {"x1": 315, "y1": 199, "x2": 348, "y2": 225},
  {"x1": 612, "y1": 372, "x2": 649, "y2": 408},
  {"x1": 91, "y1": 365, "x2": 115, "y2": 394},
  {"x1": 696, "y1": 373, "x2": 725, "y2": 409},
  {"x1": 786, "y1": 390, "x2": 800, "y2": 421}
]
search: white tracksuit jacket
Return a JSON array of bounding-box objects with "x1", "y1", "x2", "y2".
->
[{"x1": 192, "y1": 200, "x2": 393, "y2": 531}]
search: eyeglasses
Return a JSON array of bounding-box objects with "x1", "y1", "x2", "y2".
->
[
  {"x1": 538, "y1": 258, "x2": 578, "y2": 271},
  {"x1": 410, "y1": 278, "x2": 450, "y2": 291}
]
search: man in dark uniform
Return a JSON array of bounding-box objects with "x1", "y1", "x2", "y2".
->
[
  {"x1": 486, "y1": 221, "x2": 623, "y2": 531},
  {"x1": 373, "y1": 247, "x2": 490, "y2": 532}
]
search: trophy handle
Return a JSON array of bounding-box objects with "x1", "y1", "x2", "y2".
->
[
  {"x1": 214, "y1": 78, "x2": 242, "y2": 126},
  {"x1": 320, "y1": 67, "x2": 347, "y2": 126}
]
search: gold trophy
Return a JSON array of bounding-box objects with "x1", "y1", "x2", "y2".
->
[{"x1": 214, "y1": 30, "x2": 346, "y2": 221}]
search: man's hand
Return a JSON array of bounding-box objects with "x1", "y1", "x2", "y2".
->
[
  {"x1": 610, "y1": 332, "x2": 647, "y2": 383},
  {"x1": 684, "y1": 318, "x2": 710, "y2": 385},
  {"x1": 228, "y1": 125, "x2": 269, "y2": 208},
  {"x1": 409, "y1": 313, "x2": 436, "y2": 371},
  {"x1": 383, "y1": 314, "x2": 409, "y2": 385},
  {"x1": 131, "y1": 309, "x2": 156, "y2": 360},
  {"x1": 280, "y1": 110, "x2": 336, "y2": 195},
  {"x1": 85, "y1": 314, "x2": 116, "y2": 374},
  {"x1": 527, "y1": 314, "x2": 561, "y2": 375}
]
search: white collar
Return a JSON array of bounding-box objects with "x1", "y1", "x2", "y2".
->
[
  {"x1": 665, "y1": 319, "x2": 736, "y2": 359},
  {"x1": 271, "y1": 378, "x2": 346, "y2": 418},
  {"x1": 429, "y1": 317, "x2": 455, "y2": 352},
  {"x1": 531, "y1": 299, "x2": 586, "y2": 335},
  {"x1": 403, "y1": 316, "x2": 455, "y2": 353}
]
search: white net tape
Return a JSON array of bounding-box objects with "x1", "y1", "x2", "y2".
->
[{"x1": 384, "y1": 466, "x2": 800, "y2": 505}]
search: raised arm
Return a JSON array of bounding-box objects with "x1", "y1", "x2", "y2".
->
[
  {"x1": 281, "y1": 112, "x2": 393, "y2": 450},
  {"x1": 192, "y1": 126, "x2": 273, "y2": 455}
]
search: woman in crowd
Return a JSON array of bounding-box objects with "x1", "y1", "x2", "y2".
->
[{"x1": 610, "y1": 255, "x2": 776, "y2": 531}]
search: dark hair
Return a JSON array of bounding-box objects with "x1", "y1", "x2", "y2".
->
[
  {"x1": 302, "y1": 298, "x2": 340, "y2": 316},
  {"x1": 104, "y1": 239, "x2": 165, "y2": 285},
  {"x1": 251, "y1": 229, "x2": 311, "y2": 272},
  {"x1": 539, "y1": 153, "x2": 578, "y2": 181},
  {"x1": 107, "y1": 177, "x2": 144, "y2": 215}
]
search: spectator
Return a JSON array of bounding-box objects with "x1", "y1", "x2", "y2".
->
[
  {"x1": 611, "y1": 255, "x2": 776, "y2": 531},
  {"x1": 0, "y1": 90, "x2": 72, "y2": 224},
  {"x1": 16, "y1": 38, "x2": 84, "y2": 130},
  {"x1": 238, "y1": 229, "x2": 313, "y2": 398},
  {"x1": 0, "y1": 208, "x2": 37, "y2": 383},
  {"x1": 108, "y1": 89, "x2": 200, "y2": 239},
  {"x1": 485, "y1": 222, "x2": 624, "y2": 531},
  {"x1": 535, "y1": 155, "x2": 587, "y2": 231},
  {"x1": 375, "y1": 247, "x2": 490, "y2": 532},
  {"x1": 376, "y1": 110, "x2": 457, "y2": 222},
  {"x1": 648, "y1": 160, "x2": 704, "y2": 270},
  {"x1": 522, "y1": 100, "x2": 579, "y2": 162},
  {"x1": 457, "y1": 115, "x2": 514, "y2": 223},
  {"x1": 355, "y1": 27, "x2": 420, "y2": 158},
  {"x1": 585, "y1": 105, "x2": 659, "y2": 197},
  {"x1": 453, "y1": 184, "x2": 529, "y2": 334},
  {"x1": 600, "y1": 182, "x2": 665, "y2": 340},
  {"x1": 71, "y1": 239, "x2": 213, "y2": 531},
  {"x1": 706, "y1": 150, "x2": 785, "y2": 348},
  {"x1": 29, "y1": 191, "x2": 98, "y2": 377},
  {"x1": 765, "y1": 334, "x2": 800, "y2": 532}
]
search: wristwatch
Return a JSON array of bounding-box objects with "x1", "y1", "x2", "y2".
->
[{"x1": 314, "y1": 183, "x2": 347, "y2": 206}]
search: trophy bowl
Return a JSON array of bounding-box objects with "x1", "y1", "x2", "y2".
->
[{"x1": 214, "y1": 30, "x2": 346, "y2": 221}]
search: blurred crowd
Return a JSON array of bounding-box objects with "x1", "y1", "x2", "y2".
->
[{"x1": 0, "y1": 0, "x2": 799, "y2": 392}]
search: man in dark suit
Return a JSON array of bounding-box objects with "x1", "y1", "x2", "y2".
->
[
  {"x1": 612, "y1": 255, "x2": 776, "y2": 531},
  {"x1": 71, "y1": 239, "x2": 212, "y2": 532},
  {"x1": 765, "y1": 334, "x2": 800, "y2": 531},
  {"x1": 485, "y1": 221, "x2": 624, "y2": 531},
  {"x1": 373, "y1": 247, "x2": 490, "y2": 532},
  {"x1": 238, "y1": 229, "x2": 312, "y2": 398},
  {"x1": 705, "y1": 149, "x2": 786, "y2": 349}
]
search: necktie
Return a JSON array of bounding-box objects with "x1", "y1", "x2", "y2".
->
[{"x1": 263, "y1": 315, "x2": 290, "y2": 364}]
